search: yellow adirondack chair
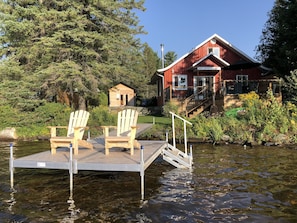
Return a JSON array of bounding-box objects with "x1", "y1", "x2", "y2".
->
[
  {"x1": 103, "y1": 108, "x2": 140, "y2": 155},
  {"x1": 48, "y1": 110, "x2": 93, "y2": 155}
]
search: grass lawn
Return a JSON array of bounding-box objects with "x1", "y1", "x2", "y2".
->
[{"x1": 138, "y1": 115, "x2": 171, "y2": 125}]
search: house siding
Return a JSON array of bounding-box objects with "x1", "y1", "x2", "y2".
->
[{"x1": 153, "y1": 34, "x2": 279, "y2": 109}]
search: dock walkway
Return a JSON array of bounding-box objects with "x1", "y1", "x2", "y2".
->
[
  {"x1": 10, "y1": 124, "x2": 167, "y2": 199},
  {"x1": 12, "y1": 139, "x2": 167, "y2": 172}
]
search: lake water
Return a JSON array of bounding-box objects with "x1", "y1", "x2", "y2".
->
[{"x1": 0, "y1": 141, "x2": 297, "y2": 222}]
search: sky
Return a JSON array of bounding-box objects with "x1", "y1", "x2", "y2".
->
[{"x1": 136, "y1": 0, "x2": 275, "y2": 60}]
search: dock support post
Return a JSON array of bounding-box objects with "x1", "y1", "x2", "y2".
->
[
  {"x1": 189, "y1": 144, "x2": 193, "y2": 170},
  {"x1": 69, "y1": 143, "x2": 73, "y2": 195},
  {"x1": 140, "y1": 145, "x2": 145, "y2": 201},
  {"x1": 9, "y1": 143, "x2": 14, "y2": 189},
  {"x1": 166, "y1": 130, "x2": 168, "y2": 142}
]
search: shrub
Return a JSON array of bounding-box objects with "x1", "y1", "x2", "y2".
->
[
  {"x1": 98, "y1": 92, "x2": 108, "y2": 106},
  {"x1": 162, "y1": 102, "x2": 179, "y2": 117},
  {"x1": 88, "y1": 106, "x2": 116, "y2": 137}
]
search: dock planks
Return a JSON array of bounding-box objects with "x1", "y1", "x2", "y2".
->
[
  {"x1": 12, "y1": 139, "x2": 168, "y2": 173},
  {"x1": 10, "y1": 124, "x2": 168, "y2": 199}
]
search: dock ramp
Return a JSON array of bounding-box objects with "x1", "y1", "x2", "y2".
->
[{"x1": 162, "y1": 112, "x2": 193, "y2": 169}]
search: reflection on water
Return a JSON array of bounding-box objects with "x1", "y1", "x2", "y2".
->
[{"x1": 0, "y1": 141, "x2": 297, "y2": 222}]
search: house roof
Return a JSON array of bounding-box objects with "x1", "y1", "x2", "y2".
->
[
  {"x1": 156, "y1": 33, "x2": 258, "y2": 74},
  {"x1": 190, "y1": 53, "x2": 230, "y2": 69}
]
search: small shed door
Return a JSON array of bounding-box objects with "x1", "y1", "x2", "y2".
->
[{"x1": 120, "y1": 94, "x2": 129, "y2": 105}]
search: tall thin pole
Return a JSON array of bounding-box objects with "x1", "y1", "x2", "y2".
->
[
  {"x1": 160, "y1": 44, "x2": 164, "y2": 69},
  {"x1": 69, "y1": 143, "x2": 73, "y2": 195},
  {"x1": 160, "y1": 44, "x2": 165, "y2": 105},
  {"x1": 172, "y1": 113, "x2": 176, "y2": 149},
  {"x1": 10, "y1": 143, "x2": 14, "y2": 189},
  {"x1": 140, "y1": 145, "x2": 145, "y2": 201}
]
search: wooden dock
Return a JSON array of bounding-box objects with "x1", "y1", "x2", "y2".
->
[
  {"x1": 10, "y1": 124, "x2": 168, "y2": 199},
  {"x1": 12, "y1": 139, "x2": 167, "y2": 173},
  {"x1": 9, "y1": 121, "x2": 194, "y2": 199}
]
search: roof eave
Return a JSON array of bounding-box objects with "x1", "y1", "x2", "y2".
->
[{"x1": 157, "y1": 33, "x2": 258, "y2": 73}]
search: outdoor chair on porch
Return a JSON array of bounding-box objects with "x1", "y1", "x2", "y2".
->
[
  {"x1": 48, "y1": 110, "x2": 93, "y2": 155},
  {"x1": 102, "y1": 108, "x2": 140, "y2": 155}
]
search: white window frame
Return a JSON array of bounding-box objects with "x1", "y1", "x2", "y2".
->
[
  {"x1": 208, "y1": 47, "x2": 220, "y2": 57},
  {"x1": 236, "y1": 75, "x2": 248, "y2": 86},
  {"x1": 172, "y1": 74, "x2": 187, "y2": 90}
]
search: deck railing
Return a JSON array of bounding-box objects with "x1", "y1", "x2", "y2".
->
[{"x1": 169, "y1": 111, "x2": 192, "y2": 155}]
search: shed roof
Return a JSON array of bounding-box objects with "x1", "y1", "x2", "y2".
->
[{"x1": 109, "y1": 82, "x2": 136, "y2": 91}]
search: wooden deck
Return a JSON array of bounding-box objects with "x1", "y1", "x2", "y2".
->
[
  {"x1": 10, "y1": 123, "x2": 169, "y2": 199},
  {"x1": 12, "y1": 124, "x2": 167, "y2": 173},
  {"x1": 12, "y1": 139, "x2": 167, "y2": 173}
]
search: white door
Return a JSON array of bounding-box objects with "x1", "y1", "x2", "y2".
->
[{"x1": 194, "y1": 76, "x2": 213, "y2": 100}]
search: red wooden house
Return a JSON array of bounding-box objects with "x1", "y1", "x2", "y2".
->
[{"x1": 152, "y1": 34, "x2": 281, "y2": 116}]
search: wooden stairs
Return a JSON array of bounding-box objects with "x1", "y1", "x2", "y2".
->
[
  {"x1": 162, "y1": 144, "x2": 192, "y2": 169},
  {"x1": 183, "y1": 94, "x2": 212, "y2": 118},
  {"x1": 161, "y1": 112, "x2": 193, "y2": 169}
]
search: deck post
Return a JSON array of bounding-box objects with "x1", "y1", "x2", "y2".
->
[
  {"x1": 9, "y1": 143, "x2": 14, "y2": 189},
  {"x1": 189, "y1": 144, "x2": 193, "y2": 170},
  {"x1": 184, "y1": 121, "x2": 187, "y2": 155},
  {"x1": 171, "y1": 113, "x2": 176, "y2": 148},
  {"x1": 166, "y1": 130, "x2": 168, "y2": 142},
  {"x1": 140, "y1": 145, "x2": 145, "y2": 201},
  {"x1": 69, "y1": 143, "x2": 73, "y2": 194}
]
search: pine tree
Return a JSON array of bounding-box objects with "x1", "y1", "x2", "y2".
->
[
  {"x1": 256, "y1": 0, "x2": 297, "y2": 78},
  {"x1": 164, "y1": 51, "x2": 177, "y2": 67},
  {"x1": 138, "y1": 43, "x2": 160, "y2": 99},
  {"x1": 0, "y1": 0, "x2": 145, "y2": 110},
  {"x1": 284, "y1": 69, "x2": 297, "y2": 103}
]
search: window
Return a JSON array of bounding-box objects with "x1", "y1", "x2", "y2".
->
[
  {"x1": 172, "y1": 74, "x2": 187, "y2": 90},
  {"x1": 208, "y1": 47, "x2": 220, "y2": 57},
  {"x1": 236, "y1": 75, "x2": 248, "y2": 86}
]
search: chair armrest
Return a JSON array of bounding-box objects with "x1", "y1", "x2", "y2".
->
[
  {"x1": 101, "y1": 126, "x2": 117, "y2": 137},
  {"x1": 72, "y1": 126, "x2": 89, "y2": 140},
  {"x1": 129, "y1": 126, "x2": 138, "y2": 139},
  {"x1": 47, "y1": 126, "x2": 68, "y2": 137},
  {"x1": 73, "y1": 126, "x2": 89, "y2": 130}
]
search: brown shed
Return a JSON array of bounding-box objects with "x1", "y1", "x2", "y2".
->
[{"x1": 109, "y1": 82, "x2": 136, "y2": 107}]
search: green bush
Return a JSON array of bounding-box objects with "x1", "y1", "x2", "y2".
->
[
  {"x1": 88, "y1": 106, "x2": 116, "y2": 137},
  {"x1": 98, "y1": 92, "x2": 108, "y2": 106},
  {"x1": 162, "y1": 102, "x2": 179, "y2": 117}
]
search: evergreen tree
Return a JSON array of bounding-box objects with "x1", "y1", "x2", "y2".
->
[
  {"x1": 138, "y1": 43, "x2": 159, "y2": 99},
  {"x1": 164, "y1": 51, "x2": 177, "y2": 67},
  {"x1": 284, "y1": 69, "x2": 297, "y2": 103},
  {"x1": 256, "y1": 0, "x2": 297, "y2": 78},
  {"x1": 0, "y1": 0, "x2": 145, "y2": 110}
]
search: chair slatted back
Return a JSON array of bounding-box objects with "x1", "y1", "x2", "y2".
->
[
  {"x1": 117, "y1": 109, "x2": 138, "y2": 136},
  {"x1": 67, "y1": 110, "x2": 90, "y2": 139}
]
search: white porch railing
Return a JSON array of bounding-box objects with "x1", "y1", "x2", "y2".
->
[{"x1": 162, "y1": 112, "x2": 193, "y2": 169}]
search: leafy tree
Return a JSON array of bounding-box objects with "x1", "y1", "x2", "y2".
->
[
  {"x1": 256, "y1": 0, "x2": 297, "y2": 78},
  {"x1": 0, "y1": 0, "x2": 145, "y2": 110},
  {"x1": 164, "y1": 51, "x2": 177, "y2": 67}
]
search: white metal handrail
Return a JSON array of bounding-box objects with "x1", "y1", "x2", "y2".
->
[{"x1": 169, "y1": 111, "x2": 192, "y2": 154}]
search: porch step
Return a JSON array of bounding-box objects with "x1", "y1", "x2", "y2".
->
[
  {"x1": 162, "y1": 144, "x2": 192, "y2": 169},
  {"x1": 188, "y1": 100, "x2": 212, "y2": 117}
]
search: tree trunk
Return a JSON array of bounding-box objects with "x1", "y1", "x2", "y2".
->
[{"x1": 73, "y1": 93, "x2": 86, "y2": 110}]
